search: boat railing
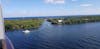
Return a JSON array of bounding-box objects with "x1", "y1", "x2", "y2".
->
[{"x1": 5, "y1": 35, "x2": 14, "y2": 49}]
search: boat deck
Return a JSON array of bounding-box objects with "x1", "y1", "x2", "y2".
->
[{"x1": 0, "y1": 36, "x2": 15, "y2": 49}]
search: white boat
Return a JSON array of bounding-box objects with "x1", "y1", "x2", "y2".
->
[{"x1": 23, "y1": 30, "x2": 30, "y2": 33}]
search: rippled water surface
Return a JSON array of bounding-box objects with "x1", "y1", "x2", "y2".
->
[{"x1": 6, "y1": 20, "x2": 100, "y2": 49}]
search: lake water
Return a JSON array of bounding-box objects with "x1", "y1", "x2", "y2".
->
[{"x1": 6, "y1": 20, "x2": 100, "y2": 49}]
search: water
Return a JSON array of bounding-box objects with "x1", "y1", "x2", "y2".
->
[{"x1": 6, "y1": 20, "x2": 100, "y2": 49}]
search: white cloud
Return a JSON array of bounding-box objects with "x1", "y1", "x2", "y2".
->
[
  {"x1": 45, "y1": 0, "x2": 65, "y2": 4},
  {"x1": 72, "y1": 0, "x2": 78, "y2": 2},
  {"x1": 80, "y1": 4, "x2": 93, "y2": 7}
]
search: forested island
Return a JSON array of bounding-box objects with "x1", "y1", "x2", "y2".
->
[
  {"x1": 4, "y1": 19, "x2": 44, "y2": 31},
  {"x1": 4, "y1": 15, "x2": 100, "y2": 31},
  {"x1": 47, "y1": 16, "x2": 100, "y2": 25}
]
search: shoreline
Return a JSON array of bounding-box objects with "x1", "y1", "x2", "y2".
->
[{"x1": 47, "y1": 16, "x2": 100, "y2": 25}]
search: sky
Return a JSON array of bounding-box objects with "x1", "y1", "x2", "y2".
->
[{"x1": 1, "y1": 0, "x2": 100, "y2": 17}]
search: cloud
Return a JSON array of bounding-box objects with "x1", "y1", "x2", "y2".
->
[
  {"x1": 72, "y1": 0, "x2": 78, "y2": 2},
  {"x1": 80, "y1": 4, "x2": 93, "y2": 7},
  {"x1": 45, "y1": 0, "x2": 65, "y2": 4}
]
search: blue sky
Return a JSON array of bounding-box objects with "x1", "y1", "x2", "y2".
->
[{"x1": 1, "y1": 0, "x2": 100, "y2": 17}]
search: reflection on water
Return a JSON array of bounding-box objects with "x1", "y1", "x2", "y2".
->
[{"x1": 6, "y1": 20, "x2": 100, "y2": 49}]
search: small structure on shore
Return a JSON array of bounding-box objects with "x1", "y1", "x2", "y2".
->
[
  {"x1": 84, "y1": 19, "x2": 89, "y2": 20},
  {"x1": 58, "y1": 20, "x2": 63, "y2": 23}
]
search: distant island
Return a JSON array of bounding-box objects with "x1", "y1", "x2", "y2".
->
[
  {"x1": 47, "y1": 16, "x2": 100, "y2": 25},
  {"x1": 4, "y1": 15, "x2": 100, "y2": 31},
  {"x1": 4, "y1": 19, "x2": 43, "y2": 31}
]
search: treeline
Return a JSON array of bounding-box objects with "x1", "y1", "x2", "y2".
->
[
  {"x1": 4, "y1": 19, "x2": 44, "y2": 31},
  {"x1": 47, "y1": 16, "x2": 100, "y2": 25}
]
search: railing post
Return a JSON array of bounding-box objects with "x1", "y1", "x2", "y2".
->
[{"x1": 0, "y1": 1, "x2": 6, "y2": 49}]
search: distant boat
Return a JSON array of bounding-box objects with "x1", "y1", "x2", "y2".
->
[{"x1": 23, "y1": 30, "x2": 30, "y2": 34}]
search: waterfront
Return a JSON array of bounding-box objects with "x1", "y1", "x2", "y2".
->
[{"x1": 6, "y1": 20, "x2": 100, "y2": 49}]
